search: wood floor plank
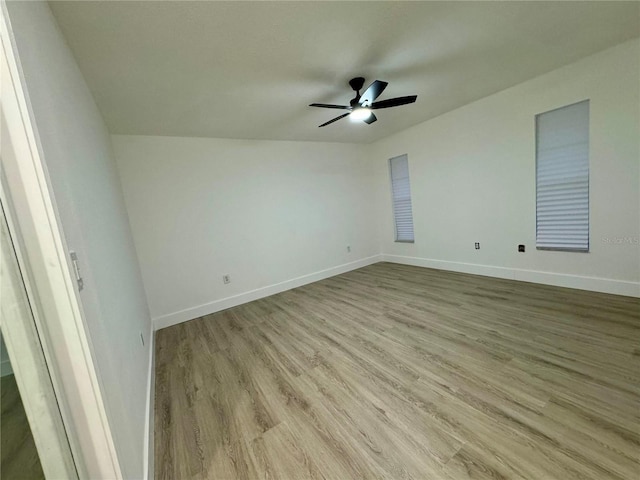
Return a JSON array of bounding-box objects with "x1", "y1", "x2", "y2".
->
[
  {"x1": 155, "y1": 263, "x2": 640, "y2": 479},
  {"x1": 251, "y1": 421, "x2": 326, "y2": 480},
  {"x1": 1, "y1": 374, "x2": 45, "y2": 480}
]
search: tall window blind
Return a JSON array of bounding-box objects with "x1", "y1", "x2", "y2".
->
[
  {"x1": 536, "y1": 100, "x2": 589, "y2": 252},
  {"x1": 389, "y1": 154, "x2": 415, "y2": 242}
]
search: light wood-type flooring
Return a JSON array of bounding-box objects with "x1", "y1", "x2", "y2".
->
[
  {"x1": 155, "y1": 262, "x2": 640, "y2": 480},
  {"x1": 1, "y1": 374, "x2": 45, "y2": 480}
]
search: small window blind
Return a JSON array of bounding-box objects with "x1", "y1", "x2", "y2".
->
[
  {"x1": 536, "y1": 100, "x2": 589, "y2": 252},
  {"x1": 389, "y1": 154, "x2": 415, "y2": 242}
]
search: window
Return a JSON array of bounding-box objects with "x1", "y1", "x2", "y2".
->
[
  {"x1": 536, "y1": 100, "x2": 589, "y2": 252},
  {"x1": 389, "y1": 154, "x2": 414, "y2": 242}
]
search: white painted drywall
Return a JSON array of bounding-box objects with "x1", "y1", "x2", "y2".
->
[
  {"x1": 370, "y1": 38, "x2": 640, "y2": 296},
  {"x1": 112, "y1": 135, "x2": 379, "y2": 326},
  {"x1": 113, "y1": 39, "x2": 639, "y2": 333},
  {"x1": 6, "y1": 2, "x2": 152, "y2": 478}
]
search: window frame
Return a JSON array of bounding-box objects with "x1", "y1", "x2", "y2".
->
[
  {"x1": 388, "y1": 154, "x2": 415, "y2": 244},
  {"x1": 535, "y1": 99, "x2": 590, "y2": 253}
]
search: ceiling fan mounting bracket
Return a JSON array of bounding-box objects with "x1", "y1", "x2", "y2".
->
[{"x1": 348, "y1": 77, "x2": 366, "y2": 92}]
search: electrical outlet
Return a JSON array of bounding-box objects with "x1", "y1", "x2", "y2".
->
[
  {"x1": 223, "y1": 274, "x2": 231, "y2": 284},
  {"x1": 347, "y1": 245, "x2": 351, "y2": 253},
  {"x1": 474, "y1": 242, "x2": 480, "y2": 250},
  {"x1": 518, "y1": 244, "x2": 525, "y2": 252},
  {"x1": 140, "y1": 332, "x2": 145, "y2": 346}
]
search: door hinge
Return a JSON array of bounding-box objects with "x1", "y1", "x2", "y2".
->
[{"x1": 70, "y1": 251, "x2": 84, "y2": 291}]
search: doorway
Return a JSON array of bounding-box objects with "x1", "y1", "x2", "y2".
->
[{"x1": 0, "y1": 196, "x2": 78, "y2": 479}]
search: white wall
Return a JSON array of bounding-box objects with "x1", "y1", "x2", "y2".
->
[
  {"x1": 370, "y1": 38, "x2": 640, "y2": 296},
  {"x1": 114, "y1": 39, "x2": 639, "y2": 334},
  {"x1": 112, "y1": 135, "x2": 379, "y2": 327},
  {"x1": 6, "y1": 2, "x2": 152, "y2": 478}
]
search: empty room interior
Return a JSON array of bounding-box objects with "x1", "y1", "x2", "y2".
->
[{"x1": 1, "y1": 1, "x2": 639, "y2": 479}]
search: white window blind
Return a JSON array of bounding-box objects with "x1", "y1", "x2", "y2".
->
[
  {"x1": 389, "y1": 154, "x2": 415, "y2": 242},
  {"x1": 536, "y1": 100, "x2": 589, "y2": 252}
]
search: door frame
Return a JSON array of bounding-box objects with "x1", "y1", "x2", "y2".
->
[
  {"x1": 1, "y1": 197, "x2": 77, "y2": 479},
  {"x1": 1, "y1": 3, "x2": 122, "y2": 478}
]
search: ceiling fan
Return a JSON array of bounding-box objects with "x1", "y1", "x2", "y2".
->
[{"x1": 309, "y1": 77, "x2": 417, "y2": 127}]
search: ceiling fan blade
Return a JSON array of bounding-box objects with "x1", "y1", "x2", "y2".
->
[
  {"x1": 309, "y1": 103, "x2": 351, "y2": 110},
  {"x1": 358, "y1": 80, "x2": 388, "y2": 106},
  {"x1": 319, "y1": 112, "x2": 350, "y2": 127},
  {"x1": 370, "y1": 95, "x2": 417, "y2": 109},
  {"x1": 363, "y1": 113, "x2": 377, "y2": 125}
]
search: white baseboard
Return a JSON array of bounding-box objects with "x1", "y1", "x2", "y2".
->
[
  {"x1": 152, "y1": 252, "x2": 638, "y2": 331},
  {"x1": 1, "y1": 359, "x2": 13, "y2": 377},
  {"x1": 382, "y1": 254, "x2": 640, "y2": 298},
  {"x1": 142, "y1": 329, "x2": 155, "y2": 480},
  {"x1": 153, "y1": 254, "x2": 383, "y2": 330}
]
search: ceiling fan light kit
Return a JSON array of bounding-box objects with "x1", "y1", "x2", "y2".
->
[
  {"x1": 310, "y1": 77, "x2": 417, "y2": 127},
  {"x1": 350, "y1": 108, "x2": 372, "y2": 121}
]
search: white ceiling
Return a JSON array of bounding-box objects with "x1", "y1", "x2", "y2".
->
[{"x1": 49, "y1": 1, "x2": 639, "y2": 144}]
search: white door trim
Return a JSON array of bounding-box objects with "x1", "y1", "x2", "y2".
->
[
  {"x1": 1, "y1": 201, "x2": 78, "y2": 479},
  {"x1": 1, "y1": 3, "x2": 122, "y2": 478}
]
